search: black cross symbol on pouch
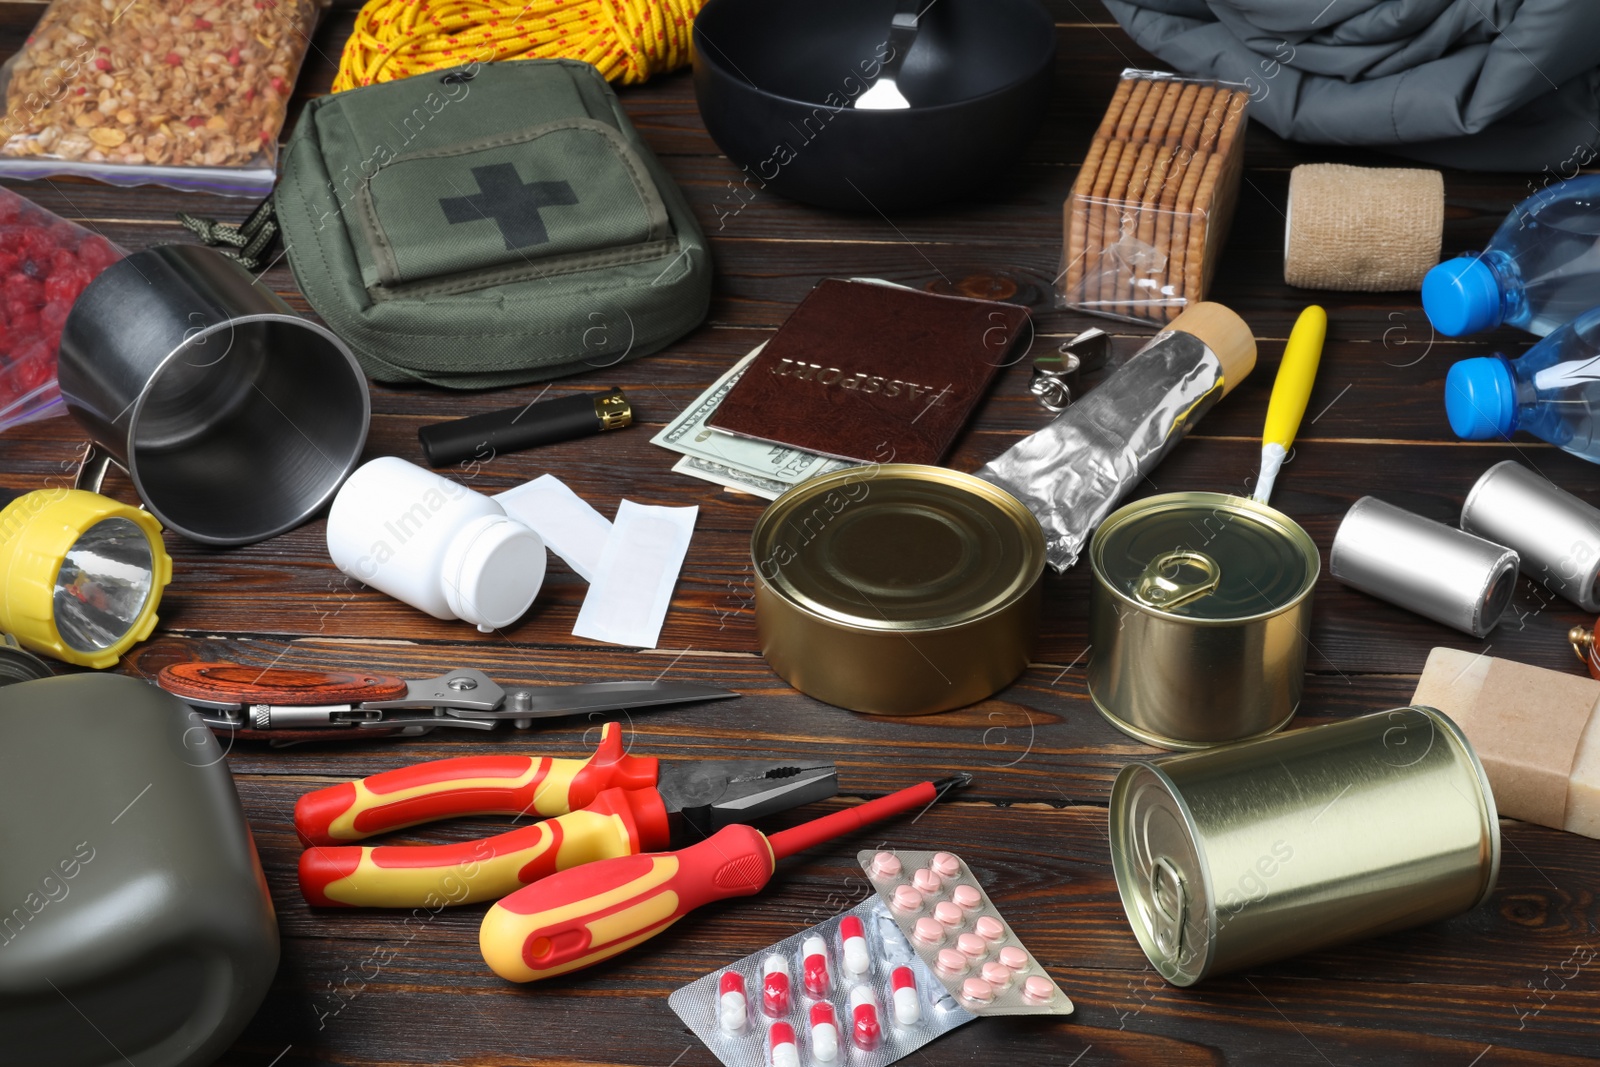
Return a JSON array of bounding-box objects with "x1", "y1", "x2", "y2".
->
[{"x1": 439, "y1": 163, "x2": 578, "y2": 249}]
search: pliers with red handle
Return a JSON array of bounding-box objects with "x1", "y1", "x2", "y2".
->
[{"x1": 294, "y1": 722, "x2": 837, "y2": 907}]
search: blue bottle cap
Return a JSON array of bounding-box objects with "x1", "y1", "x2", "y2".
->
[
  {"x1": 1444, "y1": 356, "x2": 1516, "y2": 440},
  {"x1": 1423, "y1": 256, "x2": 1504, "y2": 337}
]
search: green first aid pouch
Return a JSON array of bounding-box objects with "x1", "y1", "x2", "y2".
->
[{"x1": 269, "y1": 60, "x2": 711, "y2": 388}]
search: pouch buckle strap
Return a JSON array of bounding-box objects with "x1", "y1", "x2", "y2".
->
[{"x1": 176, "y1": 197, "x2": 283, "y2": 272}]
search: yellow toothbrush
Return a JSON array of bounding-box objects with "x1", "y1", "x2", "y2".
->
[{"x1": 1253, "y1": 306, "x2": 1326, "y2": 504}]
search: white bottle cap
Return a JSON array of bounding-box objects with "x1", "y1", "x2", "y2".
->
[{"x1": 441, "y1": 515, "x2": 547, "y2": 631}]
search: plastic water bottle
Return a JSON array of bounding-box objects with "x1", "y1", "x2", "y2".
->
[
  {"x1": 1424, "y1": 174, "x2": 1600, "y2": 337},
  {"x1": 1445, "y1": 304, "x2": 1600, "y2": 461}
]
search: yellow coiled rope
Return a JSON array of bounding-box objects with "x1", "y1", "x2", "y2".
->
[{"x1": 332, "y1": 0, "x2": 705, "y2": 93}]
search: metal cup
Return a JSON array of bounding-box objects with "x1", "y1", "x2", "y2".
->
[{"x1": 57, "y1": 244, "x2": 370, "y2": 545}]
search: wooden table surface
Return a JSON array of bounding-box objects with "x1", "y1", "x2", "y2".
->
[{"x1": 3, "y1": 2, "x2": 1598, "y2": 1064}]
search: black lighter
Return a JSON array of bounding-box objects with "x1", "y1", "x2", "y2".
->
[{"x1": 418, "y1": 388, "x2": 632, "y2": 467}]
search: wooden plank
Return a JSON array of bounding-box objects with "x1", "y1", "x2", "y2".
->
[
  {"x1": 6, "y1": 427, "x2": 1591, "y2": 677},
  {"x1": 124, "y1": 632, "x2": 1420, "y2": 798},
  {"x1": 0, "y1": 166, "x2": 1533, "y2": 347},
  {"x1": 220, "y1": 795, "x2": 1600, "y2": 1066}
]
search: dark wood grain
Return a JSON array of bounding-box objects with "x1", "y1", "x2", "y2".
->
[{"x1": 1, "y1": 0, "x2": 1597, "y2": 1064}]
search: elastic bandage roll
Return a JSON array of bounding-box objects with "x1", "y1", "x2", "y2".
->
[{"x1": 1284, "y1": 163, "x2": 1443, "y2": 291}]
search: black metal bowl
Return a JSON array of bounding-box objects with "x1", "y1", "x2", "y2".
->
[{"x1": 692, "y1": 0, "x2": 1057, "y2": 212}]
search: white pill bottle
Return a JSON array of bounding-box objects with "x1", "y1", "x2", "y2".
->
[{"x1": 326, "y1": 457, "x2": 546, "y2": 632}]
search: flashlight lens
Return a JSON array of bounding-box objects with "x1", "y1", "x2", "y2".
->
[{"x1": 53, "y1": 517, "x2": 156, "y2": 653}]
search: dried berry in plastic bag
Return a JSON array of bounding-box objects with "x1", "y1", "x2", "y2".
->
[{"x1": 0, "y1": 186, "x2": 124, "y2": 432}]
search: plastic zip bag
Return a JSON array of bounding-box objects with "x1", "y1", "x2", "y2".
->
[
  {"x1": 0, "y1": 186, "x2": 124, "y2": 433},
  {"x1": 0, "y1": 0, "x2": 324, "y2": 196}
]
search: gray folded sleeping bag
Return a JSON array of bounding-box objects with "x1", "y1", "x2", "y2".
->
[{"x1": 1103, "y1": 0, "x2": 1600, "y2": 171}]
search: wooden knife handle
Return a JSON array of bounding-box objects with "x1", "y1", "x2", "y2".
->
[{"x1": 158, "y1": 662, "x2": 409, "y2": 706}]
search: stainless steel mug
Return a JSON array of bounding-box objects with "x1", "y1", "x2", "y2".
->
[{"x1": 57, "y1": 244, "x2": 370, "y2": 545}]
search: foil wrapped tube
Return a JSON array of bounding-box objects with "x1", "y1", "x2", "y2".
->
[{"x1": 977, "y1": 330, "x2": 1224, "y2": 572}]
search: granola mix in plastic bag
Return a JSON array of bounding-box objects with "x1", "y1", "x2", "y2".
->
[{"x1": 0, "y1": 0, "x2": 322, "y2": 195}]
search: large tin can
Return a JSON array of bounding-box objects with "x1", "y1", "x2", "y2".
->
[
  {"x1": 1088, "y1": 492, "x2": 1319, "y2": 749},
  {"x1": 752, "y1": 464, "x2": 1045, "y2": 715},
  {"x1": 1110, "y1": 706, "x2": 1500, "y2": 986}
]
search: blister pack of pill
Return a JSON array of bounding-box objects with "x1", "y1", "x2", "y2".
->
[
  {"x1": 669, "y1": 894, "x2": 975, "y2": 1067},
  {"x1": 859, "y1": 849, "x2": 1073, "y2": 1016}
]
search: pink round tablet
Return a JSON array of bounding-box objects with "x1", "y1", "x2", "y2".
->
[
  {"x1": 956, "y1": 933, "x2": 987, "y2": 959},
  {"x1": 931, "y1": 852, "x2": 961, "y2": 878},
  {"x1": 933, "y1": 901, "x2": 963, "y2": 927},
  {"x1": 913, "y1": 917, "x2": 944, "y2": 946},
  {"x1": 960, "y1": 978, "x2": 994, "y2": 1004},
  {"x1": 912, "y1": 868, "x2": 941, "y2": 893},
  {"x1": 951, "y1": 884, "x2": 982, "y2": 910},
  {"x1": 891, "y1": 884, "x2": 923, "y2": 913},
  {"x1": 871, "y1": 851, "x2": 902, "y2": 878},
  {"x1": 974, "y1": 916, "x2": 1005, "y2": 942},
  {"x1": 934, "y1": 949, "x2": 967, "y2": 976},
  {"x1": 1022, "y1": 976, "x2": 1055, "y2": 1003},
  {"x1": 980, "y1": 961, "x2": 1011, "y2": 987},
  {"x1": 999, "y1": 946, "x2": 1029, "y2": 971}
]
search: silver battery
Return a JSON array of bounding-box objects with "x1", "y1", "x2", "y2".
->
[
  {"x1": 1461, "y1": 460, "x2": 1600, "y2": 613},
  {"x1": 1330, "y1": 497, "x2": 1519, "y2": 637}
]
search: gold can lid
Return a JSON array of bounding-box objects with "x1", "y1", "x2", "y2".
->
[
  {"x1": 1091, "y1": 492, "x2": 1319, "y2": 621},
  {"x1": 1109, "y1": 761, "x2": 1212, "y2": 985},
  {"x1": 753, "y1": 465, "x2": 1045, "y2": 631}
]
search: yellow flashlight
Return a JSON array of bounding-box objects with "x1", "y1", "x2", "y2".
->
[{"x1": 0, "y1": 488, "x2": 172, "y2": 668}]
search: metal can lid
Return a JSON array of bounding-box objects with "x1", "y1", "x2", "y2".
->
[
  {"x1": 752, "y1": 465, "x2": 1045, "y2": 631},
  {"x1": 1109, "y1": 761, "x2": 1212, "y2": 986},
  {"x1": 1091, "y1": 492, "x2": 1319, "y2": 621},
  {"x1": 0, "y1": 634, "x2": 52, "y2": 687}
]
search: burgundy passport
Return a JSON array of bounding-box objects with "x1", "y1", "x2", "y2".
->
[{"x1": 706, "y1": 279, "x2": 1031, "y2": 465}]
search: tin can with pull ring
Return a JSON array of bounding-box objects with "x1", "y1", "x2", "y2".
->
[
  {"x1": 1109, "y1": 705, "x2": 1499, "y2": 986},
  {"x1": 1087, "y1": 492, "x2": 1320, "y2": 750}
]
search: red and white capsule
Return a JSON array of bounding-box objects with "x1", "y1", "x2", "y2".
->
[
  {"x1": 891, "y1": 965, "x2": 920, "y2": 1025},
  {"x1": 762, "y1": 954, "x2": 791, "y2": 1018},
  {"x1": 840, "y1": 915, "x2": 871, "y2": 977},
  {"x1": 802, "y1": 935, "x2": 830, "y2": 998},
  {"x1": 769, "y1": 1021, "x2": 800, "y2": 1067},
  {"x1": 809, "y1": 1001, "x2": 840, "y2": 1063},
  {"x1": 718, "y1": 971, "x2": 747, "y2": 1032},
  {"x1": 849, "y1": 985, "x2": 882, "y2": 1050}
]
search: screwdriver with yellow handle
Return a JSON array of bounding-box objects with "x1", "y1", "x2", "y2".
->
[
  {"x1": 294, "y1": 722, "x2": 837, "y2": 907},
  {"x1": 1253, "y1": 305, "x2": 1327, "y2": 505},
  {"x1": 480, "y1": 775, "x2": 972, "y2": 983}
]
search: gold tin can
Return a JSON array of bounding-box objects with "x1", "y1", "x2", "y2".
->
[
  {"x1": 752, "y1": 464, "x2": 1045, "y2": 715},
  {"x1": 1110, "y1": 706, "x2": 1500, "y2": 986},
  {"x1": 1088, "y1": 492, "x2": 1319, "y2": 749}
]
